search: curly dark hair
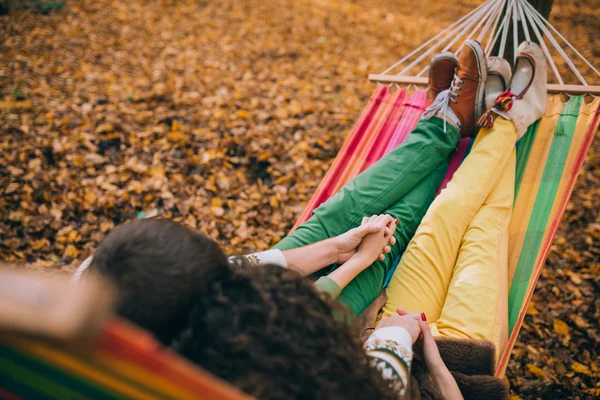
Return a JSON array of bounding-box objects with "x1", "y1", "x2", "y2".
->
[{"x1": 177, "y1": 263, "x2": 398, "y2": 400}]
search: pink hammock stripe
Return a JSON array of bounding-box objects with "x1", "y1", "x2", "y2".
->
[
  {"x1": 331, "y1": 91, "x2": 396, "y2": 194},
  {"x1": 384, "y1": 91, "x2": 429, "y2": 154},
  {"x1": 291, "y1": 86, "x2": 388, "y2": 230},
  {"x1": 436, "y1": 138, "x2": 472, "y2": 195},
  {"x1": 361, "y1": 89, "x2": 408, "y2": 170}
]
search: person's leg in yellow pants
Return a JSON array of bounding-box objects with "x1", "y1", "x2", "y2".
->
[{"x1": 382, "y1": 117, "x2": 516, "y2": 352}]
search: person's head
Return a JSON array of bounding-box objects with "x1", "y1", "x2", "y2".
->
[
  {"x1": 89, "y1": 218, "x2": 231, "y2": 344},
  {"x1": 177, "y1": 264, "x2": 397, "y2": 400}
]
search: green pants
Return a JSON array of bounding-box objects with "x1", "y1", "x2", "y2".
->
[{"x1": 274, "y1": 117, "x2": 460, "y2": 316}]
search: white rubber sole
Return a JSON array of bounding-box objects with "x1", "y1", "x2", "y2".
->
[{"x1": 464, "y1": 40, "x2": 488, "y2": 121}]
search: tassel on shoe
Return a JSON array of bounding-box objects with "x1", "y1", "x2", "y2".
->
[{"x1": 477, "y1": 90, "x2": 516, "y2": 129}]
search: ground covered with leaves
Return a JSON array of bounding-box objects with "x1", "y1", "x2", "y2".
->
[{"x1": 1, "y1": 0, "x2": 598, "y2": 397}]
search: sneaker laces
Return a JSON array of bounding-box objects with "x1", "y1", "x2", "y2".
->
[{"x1": 422, "y1": 73, "x2": 463, "y2": 131}]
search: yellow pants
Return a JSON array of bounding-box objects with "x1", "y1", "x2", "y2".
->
[{"x1": 382, "y1": 117, "x2": 516, "y2": 353}]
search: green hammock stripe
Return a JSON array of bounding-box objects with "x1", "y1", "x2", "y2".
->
[
  {"x1": 0, "y1": 375, "x2": 53, "y2": 400},
  {"x1": 0, "y1": 345, "x2": 123, "y2": 400},
  {"x1": 514, "y1": 119, "x2": 540, "y2": 201},
  {"x1": 0, "y1": 356, "x2": 85, "y2": 399},
  {"x1": 508, "y1": 96, "x2": 583, "y2": 334}
]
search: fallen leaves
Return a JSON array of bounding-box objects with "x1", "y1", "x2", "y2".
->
[
  {"x1": 527, "y1": 364, "x2": 548, "y2": 379},
  {"x1": 1, "y1": 0, "x2": 599, "y2": 398},
  {"x1": 571, "y1": 362, "x2": 592, "y2": 377},
  {"x1": 554, "y1": 318, "x2": 571, "y2": 345}
]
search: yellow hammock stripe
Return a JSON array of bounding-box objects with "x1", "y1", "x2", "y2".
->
[
  {"x1": 5, "y1": 336, "x2": 202, "y2": 400},
  {"x1": 506, "y1": 95, "x2": 563, "y2": 285}
]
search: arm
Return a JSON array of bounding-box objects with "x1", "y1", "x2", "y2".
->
[
  {"x1": 283, "y1": 214, "x2": 396, "y2": 276},
  {"x1": 416, "y1": 319, "x2": 463, "y2": 400},
  {"x1": 326, "y1": 255, "x2": 372, "y2": 290},
  {"x1": 364, "y1": 314, "x2": 421, "y2": 397},
  {"x1": 281, "y1": 238, "x2": 339, "y2": 276},
  {"x1": 365, "y1": 327, "x2": 413, "y2": 397},
  {"x1": 230, "y1": 239, "x2": 341, "y2": 276},
  {"x1": 232, "y1": 215, "x2": 397, "y2": 277}
]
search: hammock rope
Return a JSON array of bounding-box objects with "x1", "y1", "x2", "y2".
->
[
  {"x1": 380, "y1": 1, "x2": 491, "y2": 76},
  {"x1": 371, "y1": 0, "x2": 600, "y2": 95},
  {"x1": 483, "y1": 0, "x2": 507, "y2": 53}
]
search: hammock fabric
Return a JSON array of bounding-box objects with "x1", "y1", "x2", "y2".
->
[
  {"x1": 0, "y1": 319, "x2": 250, "y2": 400},
  {"x1": 0, "y1": 99, "x2": 598, "y2": 400},
  {"x1": 292, "y1": 91, "x2": 600, "y2": 375}
]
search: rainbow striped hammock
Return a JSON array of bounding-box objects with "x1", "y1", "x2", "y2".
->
[{"x1": 1, "y1": 0, "x2": 599, "y2": 398}]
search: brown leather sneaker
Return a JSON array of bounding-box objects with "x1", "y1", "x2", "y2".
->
[
  {"x1": 428, "y1": 52, "x2": 458, "y2": 102},
  {"x1": 449, "y1": 40, "x2": 487, "y2": 137}
]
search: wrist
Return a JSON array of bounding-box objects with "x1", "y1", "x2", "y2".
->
[
  {"x1": 346, "y1": 253, "x2": 372, "y2": 272},
  {"x1": 328, "y1": 237, "x2": 343, "y2": 265},
  {"x1": 431, "y1": 367, "x2": 463, "y2": 400},
  {"x1": 351, "y1": 250, "x2": 375, "y2": 265},
  {"x1": 430, "y1": 363, "x2": 453, "y2": 383},
  {"x1": 332, "y1": 236, "x2": 350, "y2": 264}
]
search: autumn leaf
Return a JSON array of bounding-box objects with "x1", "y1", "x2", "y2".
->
[
  {"x1": 63, "y1": 245, "x2": 80, "y2": 259},
  {"x1": 526, "y1": 303, "x2": 539, "y2": 315},
  {"x1": 553, "y1": 318, "x2": 569, "y2": 336},
  {"x1": 583, "y1": 388, "x2": 600, "y2": 396},
  {"x1": 571, "y1": 362, "x2": 592, "y2": 376},
  {"x1": 1, "y1": 1, "x2": 599, "y2": 399},
  {"x1": 526, "y1": 364, "x2": 547, "y2": 379}
]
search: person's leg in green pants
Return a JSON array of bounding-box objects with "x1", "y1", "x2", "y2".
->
[
  {"x1": 336, "y1": 159, "x2": 450, "y2": 315},
  {"x1": 274, "y1": 117, "x2": 460, "y2": 316}
]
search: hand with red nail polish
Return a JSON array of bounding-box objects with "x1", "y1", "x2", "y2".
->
[
  {"x1": 353, "y1": 214, "x2": 398, "y2": 265},
  {"x1": 415, "y1": 319, "x2": 462, "y2": 399},
  {"x1": 333, "y1": 214, "x2": 397, "y2": 264},
  {"x1": 375, "y1": 314, "x2": 421, "y2": 343},
  {"x1": 396, "y1": 308, "x2": 424, "y2": 322}
]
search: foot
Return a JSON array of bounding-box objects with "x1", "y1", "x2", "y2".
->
[
  {"x1": 450, "y1": 40, "x2": 487, "y2": 136},
  {"x1": 490, "y1": 42, "x2": 547, "y2": 139},
  {"x1": 421, "y1": 40, "x2": 487, "y2": 137},
  {"x1": 485, "y1": 57, "x2": 511, "y2": 109},
  {"x1": 428, "y1": 52, "x2": 458, "y2": 102}
]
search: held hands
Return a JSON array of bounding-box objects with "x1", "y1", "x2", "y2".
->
[
  {"x1": 395, "y1": 308, "x2": 449, "y2": 375},
  {"x1": 334, "y1": 214, "x2": 398, "y2": 264},
  {"x1": 355, "y1": 215, "x2": 398, "y2": 265},
  {"x1": 375, "y1": 308, "x2": 462, "y2": 400},
  {"x1": 375, "y1": 313, "x2": 421, "y2": 343},
  {"x1": 326, "y1": 215, "x2": 398, "y2": 290},
  {"x1": 376, "y1": 309, "x2": 449, "y2": 371}
]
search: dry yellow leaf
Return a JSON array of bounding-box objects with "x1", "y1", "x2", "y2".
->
[
  {"x1": 571, "y1": 362, "x2": 592, "y2": 376},
  {"x1": 63, "y1": 245, "x2": 81, "y2": 259},
  {"x1": 84, "y1": 191, "x2": 97, "y2": 205},
  {"x1": 235, "y1": 110, "x2": 250, "y2": 119},
  {"x1": 35, "y1": 259, "x2": 55, "y2": 268},
  {"x1": 553, "y1": 318, "x2": 570, "y2": 336},
  {"x1": 526, "y1": 364, "x2": 547, "y2": 378},
  {"x1": 168, "y1": 131, "x2": 185, "y2": 141},
  {"x1": 527, "y1": 303, "x2": 539, "y2": 315}
]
